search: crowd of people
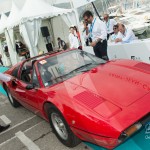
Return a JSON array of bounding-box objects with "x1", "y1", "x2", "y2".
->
[
  {"x1": 83, "y1": 11, "x2": 137, "y2": 60},
  {"x1": 57, "y1": 10, "x2": 137, "y2": 61},
  {"x1": 0, "y1": 11, "x2": 137, "y2": 66}
]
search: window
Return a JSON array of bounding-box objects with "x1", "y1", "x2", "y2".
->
[
  {"x1": 38, "y1": 50, "x2": 106, "y2": 87},
  {"x1": 20, "y1": 60, "x2": 35, "y2": 83},
  {"x1": 32, "y1": 67, "x2": 40, "y2": 87}
]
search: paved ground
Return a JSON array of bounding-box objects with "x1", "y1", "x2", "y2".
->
[{"x1": 0, "y1": 94, "x2": 91, "y2": 150}]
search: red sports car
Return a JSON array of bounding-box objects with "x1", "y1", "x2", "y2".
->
[{"x1": 1, "y1": 49, "x2": 150, "y2": 149}]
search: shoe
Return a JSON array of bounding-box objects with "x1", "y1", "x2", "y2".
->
[{"x1": 0, "y1": 125, "x2": 10, "y2": 133}]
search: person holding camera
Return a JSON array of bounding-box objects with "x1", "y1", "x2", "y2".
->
[{"x1": 83, "y1": 11, "x2": 108, "y2": 60}]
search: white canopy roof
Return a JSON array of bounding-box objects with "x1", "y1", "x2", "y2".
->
[
  {"x1": 0, "y1": 0, "x2": 72, "y2": 31},
  {"x1": 0, "y1": 0, "x2": 25, "y2": 13},
  {"x1": 6, "y1": 1, "x2": 21, "y2": 29},
  {"x1": 20, "y1": 0, "x2": 72, "y2": 23},
  {"x1": 0, "y1": 13, "x2": 8, "y2": 34}
]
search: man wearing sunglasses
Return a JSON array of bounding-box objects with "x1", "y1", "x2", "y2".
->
[
  {"x1": 83, "y1": 11, "x2": 108, "y2": 60},
  {"x1": 110, "y1": 24, "x2": 120, "y2": 42},
  {"x1": 103, "y1": 14, "x2": 117, "y2": 40}
]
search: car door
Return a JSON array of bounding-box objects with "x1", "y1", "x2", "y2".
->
[
  {"x1": 22, "y1": 66, "x2": 43, "y2": 113},
  {"x1": 12, "y1": 61, "x2": 45, "y2": 114}
]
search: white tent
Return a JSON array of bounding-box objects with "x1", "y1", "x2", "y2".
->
[
  {"x1": 0, "y1": 13, "x2": 12, "y2": 66},
  {"x1": 2, "y1": 1, "x2": 21, "y2": 66},
  {"x1": 18, "y1": 0, "x2": 72, "y2": 57},
  {"x1": 1, "y1": 0, "x2": 74, "y2": 63},
  {"x1": 0, "y1": 0, "x2": 25, "y2": 13},
  {"x1": 6, "y1": 1, "x2": 21, "y2": 29},
  {"x1": 0, "y1": 0, "x2": 12, "y2": 13},
  {"x1": 19, "y1": 0, "x2": 72, "y2": 23},
  {"x1": 0, "y1": 13, "x2": 8, "y2": 34}
]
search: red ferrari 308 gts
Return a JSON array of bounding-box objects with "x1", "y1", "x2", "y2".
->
[{"x1": 1, "y1": 49, "x2": 150, "y2": 149}]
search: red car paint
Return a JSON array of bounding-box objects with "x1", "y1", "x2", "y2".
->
[{"x1": 2, "y1": 50, "x2": 150, "y2": 149}]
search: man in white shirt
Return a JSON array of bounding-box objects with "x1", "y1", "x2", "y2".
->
[
  {"x1": 115, "y1": 24, "x2": 136, "y2": 43},
  {"x1": 83, "y1": 11, "x2": 108, "y2": 60},
  {"x1": 68, "y1": 27, "x2": 79, "y2": 49},
  {"x1": 103, "y1": 14, "x2": 117, "y2": 40}
]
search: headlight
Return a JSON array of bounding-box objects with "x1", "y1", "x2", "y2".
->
[{"x1": 119, "y1": 122, "x2": 142, "y2": 142}]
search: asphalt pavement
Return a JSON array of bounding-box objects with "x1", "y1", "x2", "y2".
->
[{"x1": 0, "y1": 93, "x2": 91, "y2": 150}]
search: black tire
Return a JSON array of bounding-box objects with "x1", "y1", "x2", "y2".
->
[
  {"x1": 47, "y1": 105, "x2": 81, "y2": 147},
  {"x1": 5, "y1": 87, "x2": 20, "y2": 108}
]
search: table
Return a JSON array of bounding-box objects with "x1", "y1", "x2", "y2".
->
[{"x1": 84, "y1": 39, "x2": 150, "y2": 64}]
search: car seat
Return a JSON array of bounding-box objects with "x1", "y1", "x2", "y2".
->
[{"x1": 42, "y1": 70, "x2": 53, "y2": 86}]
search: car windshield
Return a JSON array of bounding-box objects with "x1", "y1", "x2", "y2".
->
[{"x1": 38, "y1": 50, "x2": 106, "y2": 87}]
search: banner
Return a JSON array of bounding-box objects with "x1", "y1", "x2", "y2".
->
[{"x1": 72, "y1": 0, "x2": 96, "y2": 8}]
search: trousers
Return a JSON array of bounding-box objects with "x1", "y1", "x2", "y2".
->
[{"x1": 93, "y1": 40, "x2": 108, "y2": 60}]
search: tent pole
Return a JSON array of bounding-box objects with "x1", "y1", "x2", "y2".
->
[{"x1": 91, "y1": 2, "x2": 101, "y2": 20}]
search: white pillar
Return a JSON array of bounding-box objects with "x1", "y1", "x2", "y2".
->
[{"x1": 5, "y1": 29, "x2": 18, "y2": 65}]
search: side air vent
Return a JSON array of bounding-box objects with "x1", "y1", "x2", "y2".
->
[
  {"x1": 134, "y1": 63, "x2": 150, "y2": 73},
  {"x1": 74, "y1": 91, "x2": 104, "y2": 109}
]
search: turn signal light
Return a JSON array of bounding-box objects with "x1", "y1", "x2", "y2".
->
[
  {"x1": 119, "y1": 122, "x2": 142, "y2": 142},
  {"x1": 124, "y1": 123, "x2": 142, "y2": 137}
]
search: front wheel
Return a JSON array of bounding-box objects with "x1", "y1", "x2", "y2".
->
[
  {"x1": 5, "y1": 87, "x2": 20, "y2": 108},
  {"x1": 48, "y1": 106, "x2": 81, "y2": 147}
]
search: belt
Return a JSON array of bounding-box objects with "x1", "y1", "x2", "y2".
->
[{"x1": 97, "y1": 39, "x2": 107, "y2": 44}]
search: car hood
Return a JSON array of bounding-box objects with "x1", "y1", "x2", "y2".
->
[{"x1": 67, "y1": 60, "x2": 150, "y2": 108}]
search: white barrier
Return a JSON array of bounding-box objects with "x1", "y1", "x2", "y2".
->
[{"x1": 84, "y1": 39, "x2": 150, "y2": 64}]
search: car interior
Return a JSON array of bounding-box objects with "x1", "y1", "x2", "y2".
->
[{"x1": 20, "y1": 60, "x2": 37, "y2": 83}]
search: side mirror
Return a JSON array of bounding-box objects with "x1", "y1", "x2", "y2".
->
[{"x1": 26, "y1": 84, "x2": 34, "y2": 90}]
